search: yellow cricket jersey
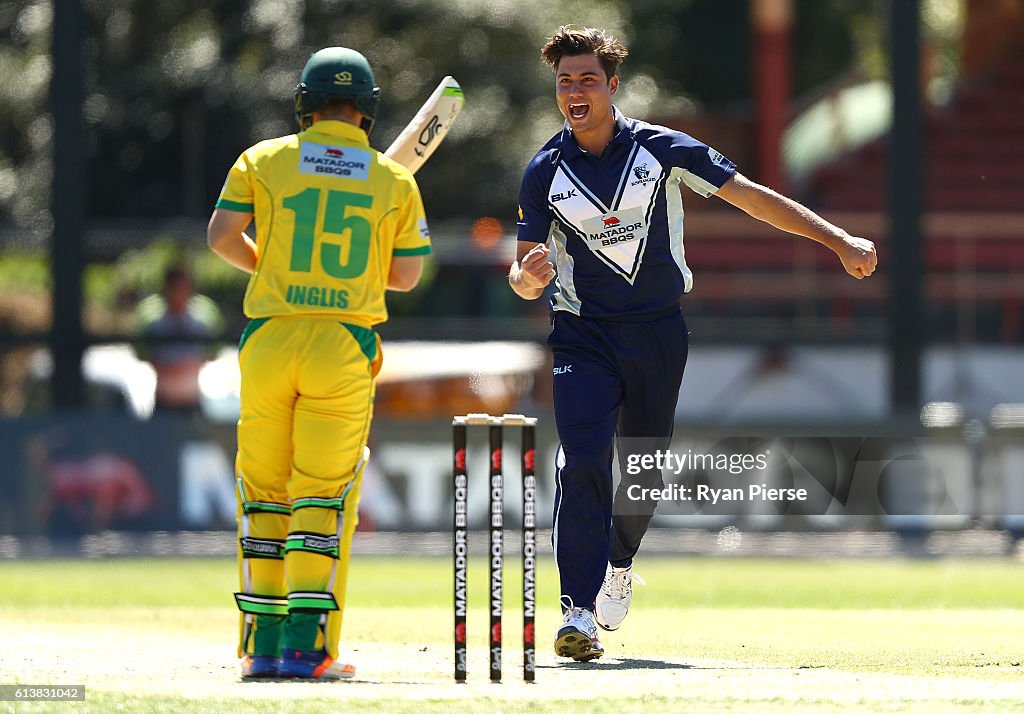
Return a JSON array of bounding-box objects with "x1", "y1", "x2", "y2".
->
[{"x1": 215, "y1": 120, "x2": 431, "y2": 327}]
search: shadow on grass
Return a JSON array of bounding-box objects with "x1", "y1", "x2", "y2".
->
[
  {"x1": 542, "y1": 657, "x2": 694, "y2": 671},
  {"x1": 240, "y1": 677, "x2": 438, "y2": 686}
]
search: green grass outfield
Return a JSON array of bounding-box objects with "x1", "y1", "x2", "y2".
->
[{"x1": 2, "y1": 556, "x2": 1024, "y2": 713}]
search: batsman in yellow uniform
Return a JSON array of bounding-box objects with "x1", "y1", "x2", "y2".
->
[{"x1": 207, "y1": 47, "x2": 430, "y2": 680}]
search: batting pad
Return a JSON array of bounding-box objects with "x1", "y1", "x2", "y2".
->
[
  {"x1": 236, "y1": 503, "x2": 290, "y2": 657},
  {"x1": 284, "y1": 449, "x2": 367, "y2": 657}
]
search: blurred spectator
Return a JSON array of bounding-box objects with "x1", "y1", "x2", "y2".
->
[{"x1": 136, "y1": 265, "x2": 223, "y2": 416}]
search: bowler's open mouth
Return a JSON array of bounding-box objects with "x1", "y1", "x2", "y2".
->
[{"x1": 568, "y1": 103, "x2": 589, "y2": 120}]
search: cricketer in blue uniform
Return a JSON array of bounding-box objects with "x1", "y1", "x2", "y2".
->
[{"x1": 510, "y1": 26, "x2": 877, "y2": 662}]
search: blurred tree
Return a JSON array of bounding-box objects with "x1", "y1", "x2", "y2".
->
[
  {"x1": 0, "y1": 1, "x2": 53, "y2": 238},
  {"x1": 793, "y1": 0, "x2": 880, "y2": 92},
  {"x1": 0, "y1": 0, "x2": 944, "y2": 230}
]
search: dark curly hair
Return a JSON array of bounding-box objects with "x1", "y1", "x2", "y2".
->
[{"x1": 540, "y1": 26, "x2": 629, "y2": 79}]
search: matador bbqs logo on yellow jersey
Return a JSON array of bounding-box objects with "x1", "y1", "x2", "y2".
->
[{"x1": 299, "y1": 144, "x2": 371, "y2": 180}]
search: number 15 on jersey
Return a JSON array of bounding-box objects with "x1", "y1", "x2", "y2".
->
[{"x1": 283, "y1": 188, "x2": 373, "y2": 279}]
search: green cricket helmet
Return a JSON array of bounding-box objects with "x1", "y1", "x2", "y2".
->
[{"x1": 293, "y1": 47, "x2": 381, "y2": 133}]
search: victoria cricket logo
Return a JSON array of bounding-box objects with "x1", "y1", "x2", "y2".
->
[
  {"x1": 630, "y1": 162, "x2": 656, "y2": 187},
  {"x1": 456, "y1": 643, "x2": 467, "y2": 673},
  {"x1": 491, "y1": 642, "x2": 503, "y2": 673}
]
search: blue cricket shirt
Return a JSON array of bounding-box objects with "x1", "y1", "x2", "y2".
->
[{"x1": 516, "y1": 108, "x2": 737, "y2": 319}]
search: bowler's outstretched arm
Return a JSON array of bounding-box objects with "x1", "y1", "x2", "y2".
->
[{"x1": 716, "y1": 173, "x2": 877, "y2": 279}]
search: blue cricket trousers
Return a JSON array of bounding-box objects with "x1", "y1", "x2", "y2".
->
[{"x1": 548, "y1": 308, "x2": 688, "y2": 610}]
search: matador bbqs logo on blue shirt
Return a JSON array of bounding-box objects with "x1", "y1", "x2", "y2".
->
[
  {"x1": 580, "y1": 207, "x2": 648, "y2": 277},
  {"x1": 546, "y1": 147, "x2": 663, "y2": 284}
]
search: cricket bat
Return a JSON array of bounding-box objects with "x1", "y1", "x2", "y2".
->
[{"x1": 384, "y1": 76, "x2": 464, "y2": 174}]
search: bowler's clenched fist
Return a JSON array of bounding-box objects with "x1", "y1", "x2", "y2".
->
[
  {"x1": 518, "y1": 244, "x2": 556, "y2": 289},
  {"x1": 837, "y1": 235, "x2": 877, "y2": 280}
]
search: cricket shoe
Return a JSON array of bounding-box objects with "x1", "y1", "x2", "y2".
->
[
  {"x1": 595, "y1": 563, "x2": 645, "y2": 632},
  {"x1": 278, "y1": 649, "x2": 356, "y2": 680},
  {"x1": 240, "y1": 655, "x2": 281, "y2": 679},
  {"x1": 554, "y1": 603, "x2": 604, "y2": 662}
]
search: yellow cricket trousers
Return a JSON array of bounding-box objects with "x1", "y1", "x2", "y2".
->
[{"x1": 233, "y1": 316, "x2": 381, "y2": 659}]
